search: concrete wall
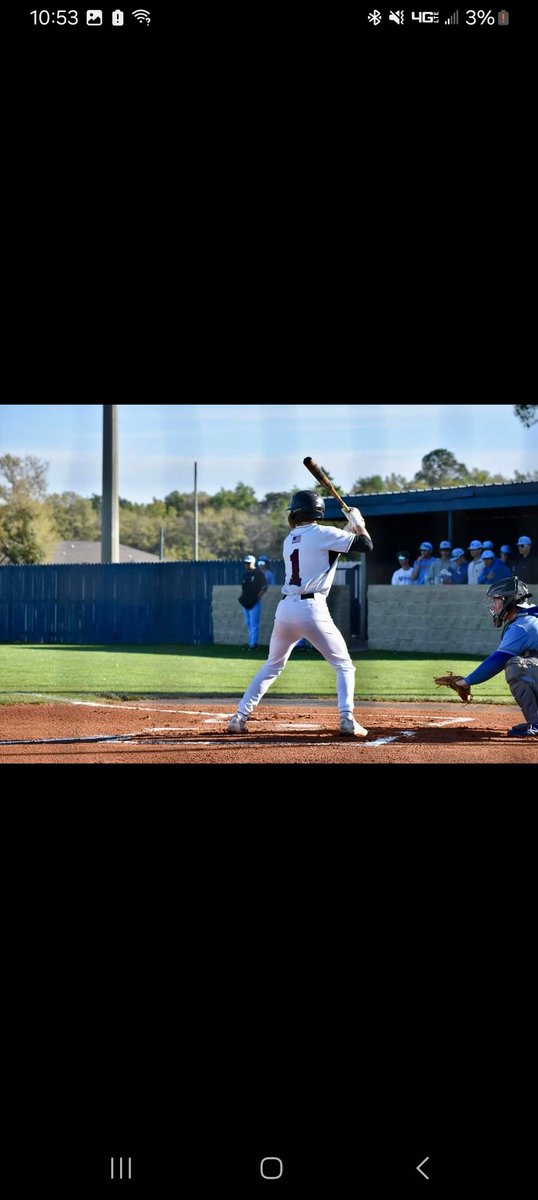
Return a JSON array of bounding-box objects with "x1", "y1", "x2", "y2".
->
[
  {"x1": 212, "y1": 585, "x2": 350, "y2": 646},
  {"x1": 367, "y1": 583, "x2": 538, "y2": 655}
]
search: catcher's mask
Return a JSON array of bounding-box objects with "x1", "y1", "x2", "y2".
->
[
  {"x1": 287, "y1": 490, "x2": 325, "y2": 527},
  {"x1": 485, "y1": 576, "x2": 532, "y2": 627}
]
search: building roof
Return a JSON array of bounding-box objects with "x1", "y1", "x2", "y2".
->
[
  {"x1": 50, "y1": 541, "x2": 160, "y2": 564},
  {"x1": 324, "y1": 481, "x2": 538, "y2": 519}
]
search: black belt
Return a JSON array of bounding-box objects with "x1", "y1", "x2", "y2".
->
[{"x1": 282, "y1": 592, "x2": 316, "y2": 599}]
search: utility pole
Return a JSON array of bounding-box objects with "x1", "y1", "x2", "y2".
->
[
  {"x1": 102, "y1": 405, "x2": 119, "y2": 562},
  {"x1": 194, "y1": 461, "x2": 199, "y2": 561},
  {"x1": 160, "y1": 525, "x2": 165, "y2": 561}
]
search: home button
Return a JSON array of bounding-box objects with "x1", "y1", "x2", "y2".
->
[{"x1": 260, "y1": 1156, "x2": 283, "y2": 1179}]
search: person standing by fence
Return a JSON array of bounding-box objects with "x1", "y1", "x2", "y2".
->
[
  {"x1": 257, "y1": 556, "x2": 276, "y2": 586},
  {"x1": 238, "y1": 555, "x2": 268, "y2": 650}
]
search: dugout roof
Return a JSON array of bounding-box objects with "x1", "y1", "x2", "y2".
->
[{"x1": 323, "y1": 480, "x2": 538, "y2": 519}]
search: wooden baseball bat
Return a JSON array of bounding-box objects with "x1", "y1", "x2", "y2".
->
[{"x1": 303, "y1": 456, "x2": 351, "y2": 515}]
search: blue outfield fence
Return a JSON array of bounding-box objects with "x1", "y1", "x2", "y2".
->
[{"x1": 0, "y1": 560, "x2": 283, "y2": 645}]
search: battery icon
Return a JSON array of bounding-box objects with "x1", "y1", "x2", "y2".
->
[
  {"x1": 112, "y1": 8, "x2": 124, "y2": 23},
  {"x1": 498, "y1": 9, "x2": 509, "y2": 24}
]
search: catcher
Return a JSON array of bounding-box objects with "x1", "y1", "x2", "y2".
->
[{"x1": 434, "y1": 576, "x2": 538, "y2": 737}]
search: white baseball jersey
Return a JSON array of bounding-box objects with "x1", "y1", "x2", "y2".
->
[
  {"x1": 281, "y1": 522, "x2": 355, "y2": 596},
  {"x1": 467, "y1": 558, "x2": 483, "y2": 584},
  {"x1": 391, "y1": 566, "x2": 415, "y2": 585}
]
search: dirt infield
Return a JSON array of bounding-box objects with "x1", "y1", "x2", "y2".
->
[{"x1": 1, "y1": 699, "x2": 537, "y2": 763}]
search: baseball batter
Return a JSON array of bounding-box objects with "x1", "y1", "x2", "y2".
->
[
  {"x1": 227, "y1": 490, "x2": 373, "y2": 737},
  {"x1": 435, "y1": 576, "x2": 538, "y2": 736}
]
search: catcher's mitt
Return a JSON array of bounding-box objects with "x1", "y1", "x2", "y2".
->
[{"x1": 434, "y1": 672, "x2": 472, "y2": 703}]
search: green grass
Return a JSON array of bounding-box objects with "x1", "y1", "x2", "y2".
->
[{"x1": 0, "y1": 644, "x2": 514, "y2": 704}]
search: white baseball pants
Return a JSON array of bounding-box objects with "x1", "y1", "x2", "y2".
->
[{"x1": 237, "y1": 595, "x2": 356, "y2": 717}]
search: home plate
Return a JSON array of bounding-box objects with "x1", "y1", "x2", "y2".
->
[
  {"x1": 367, "y1": 730, "x2": 416, "y2": 747},
  {"x1": 276, "y1": 723, "x2": 323, "y2": 729},
  {"x1": 427, "y1": 717, "x2": 476, "y2": 727}
]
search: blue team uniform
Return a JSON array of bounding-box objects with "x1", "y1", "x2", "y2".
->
[
  {"x1": 448, "y1": 562, "x2": 468, "y2": 585},
  {"x1": 477, "y1": 558, "x2": 508, "y2": 585},
  {"x1": 464, "y1": 606, "x2": 538, "y2": 686}
]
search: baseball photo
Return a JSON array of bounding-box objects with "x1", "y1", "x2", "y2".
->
[{"x1": 1, "y1": 404, "x2": 537, "y2": 765}]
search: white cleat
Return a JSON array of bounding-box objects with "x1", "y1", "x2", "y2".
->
[
  {"x1": 227, "y1": 713, "x2": 249, "y2": 734},
  {"x1": 339, "y1": 714, "x2": 368, "y2": 738}
]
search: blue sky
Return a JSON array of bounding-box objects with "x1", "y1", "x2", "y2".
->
[{"x1": 1, "y1": 404, "x2": 535, "y2": 502}]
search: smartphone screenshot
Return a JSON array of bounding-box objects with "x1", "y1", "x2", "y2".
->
[{"x1": 7, "y1": 6, "x2": 533, "y2": 1199}]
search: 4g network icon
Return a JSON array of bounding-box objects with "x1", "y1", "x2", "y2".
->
[{"x1": 368, "y1": 10, "x2": 442, "y2": 22}]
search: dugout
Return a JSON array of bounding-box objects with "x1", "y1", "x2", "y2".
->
[{"x1": 323, "y1": 481, "x2": 538, "y2": 585}]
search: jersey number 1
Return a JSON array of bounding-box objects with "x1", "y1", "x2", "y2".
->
[{"x1": 289, "y1": 548, "x2": 302, "y2": 586}]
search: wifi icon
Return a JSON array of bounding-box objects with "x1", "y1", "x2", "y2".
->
[{"x1": 132, "y1": 8, "x2": 151, "y2": 22}]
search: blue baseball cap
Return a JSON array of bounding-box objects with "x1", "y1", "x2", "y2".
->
[
  {"x1": 450, "y1": 548, "x2": 465, "y2": 561},
  {"x1": 482, "y1": 540, "x2": 494, "y2": 550},
  {"x1": 257, "y1": 555, "x2": 269, "y2": 562},
  {"x1": 480, "y1": 550, "x2": 495, "y2": 560},
  {"x1": 500, "y1": 545, "x2": 511, "y2": 554},
  {"x1": 468, "y1": 540, "x2": 483, "y2": 550},
  {"x1": 419, "y1": 541, "x2": 433, "y2": 551},
  {"x1": 439, "y1": 540, "x2": 451, "y2": 550},
  {"x1": 517, "y1": 536, "x2": 532, "y2": 546}
]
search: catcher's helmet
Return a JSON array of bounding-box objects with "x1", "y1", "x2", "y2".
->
[
  {"x1": 287, "y1": 490, "x2": 325, "y2": 526},
  {"x1": 485, "y1": 576, "x2": 532, "y2": 627}
]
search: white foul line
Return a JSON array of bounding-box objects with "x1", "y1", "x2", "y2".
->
[{"x1": 9, "y1": 693, "x2": 185, "y2": 713}]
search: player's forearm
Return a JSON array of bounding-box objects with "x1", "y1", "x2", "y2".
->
[
  {"x1": 349, "y1": 533, "x2": 373, "y2": 552},
  {"x1": 464, "y1": 650, "x2": 512, "y2": 686}
]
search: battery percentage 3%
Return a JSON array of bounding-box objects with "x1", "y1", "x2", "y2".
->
[{"x1": 466, "y1": 9, "x2": 495, "y2": 23}]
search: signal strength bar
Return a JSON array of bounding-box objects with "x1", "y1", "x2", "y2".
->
[{"x1": 445, "y1": 9, "x2": 459, "y2": 21}]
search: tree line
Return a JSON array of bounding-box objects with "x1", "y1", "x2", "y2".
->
[{"x1": 1, "y1": 448, "x2": 536, "y2": 565}]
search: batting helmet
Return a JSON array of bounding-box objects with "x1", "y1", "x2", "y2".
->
[
  {"x1": 287, "y1": 490, "x2": 325, "y2": 526},
  {"x1": 485, "y1": 576, "x2": 532, "y2": 627}
]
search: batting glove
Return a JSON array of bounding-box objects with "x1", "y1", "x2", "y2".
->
[{"x1": 344, "y1": 507, "x2": 364, "y2": 532}]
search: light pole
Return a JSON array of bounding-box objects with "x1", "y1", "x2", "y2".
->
[
  {"x1": 102, "y1": 405, "x2": 119, "y2": 562},
  {"x1": 194, "y1": 461, "x2": 199, "y2": 561}
]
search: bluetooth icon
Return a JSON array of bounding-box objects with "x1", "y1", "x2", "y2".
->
[{"x1": 368, "y1": 9, "x2": 382, "y2": 24}]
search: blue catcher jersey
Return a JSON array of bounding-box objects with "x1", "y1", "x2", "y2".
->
[{"x1": 499, "y1": 608, "x2": 538, "y2": 655}]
